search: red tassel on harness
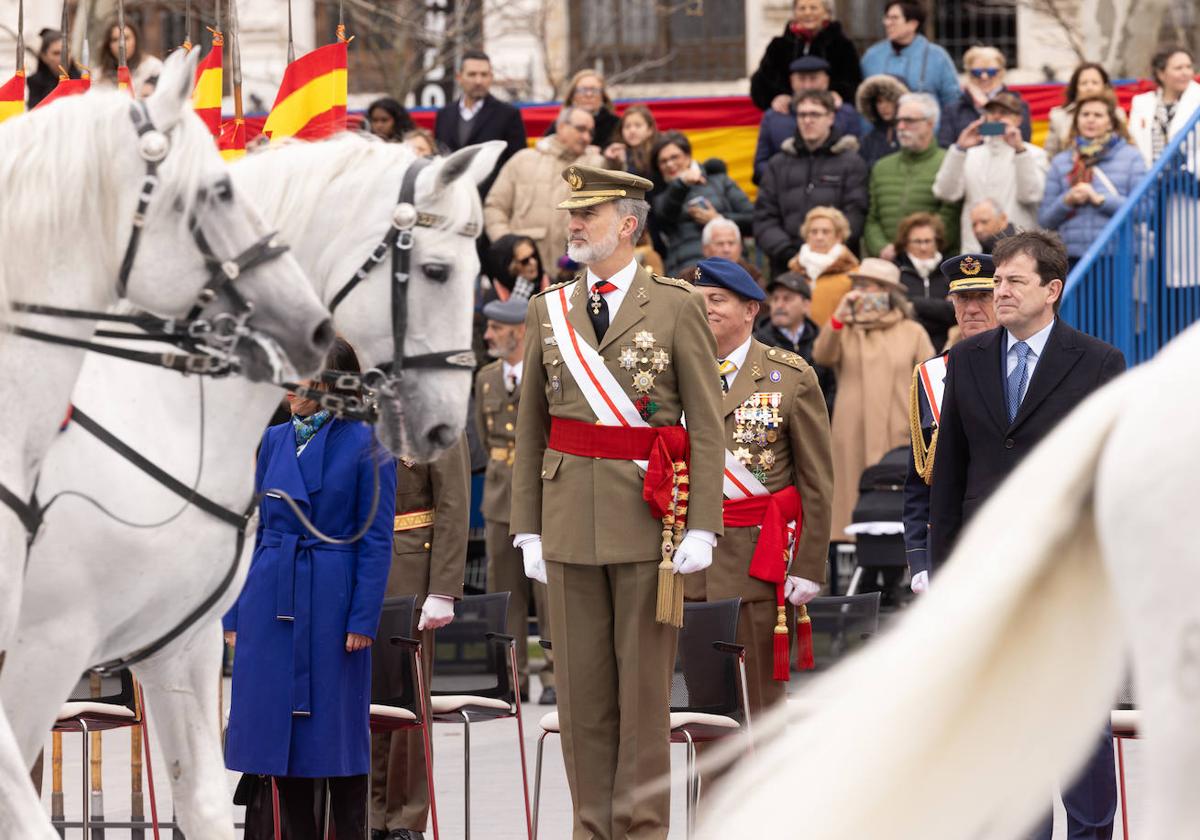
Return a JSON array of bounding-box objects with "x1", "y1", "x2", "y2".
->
[{"x1": 796, "y1": 603, "x2": 815, "y2": 670}]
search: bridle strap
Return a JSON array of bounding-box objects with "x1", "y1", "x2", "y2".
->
[
  {"x1": 117, "y1": 101, "x2": 167, "y2": 298},
  {"x1": 0, "y1": 480, "x2": 42, "y2": 539},
  {"x1": 2, "y1": 324, "x2": 233, "y2": 376},
  {"x1": 387, "y1": 157, "x2": 431, "y2": 378},
  {"x1": 185, "y1": 228, "x2": 290, "y2": 322}
]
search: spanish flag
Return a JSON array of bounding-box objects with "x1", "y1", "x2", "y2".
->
[
  {"x1": 193, "y1": 35, "x2": 224, "y2": 137},
  {"x1": 262, "y1": 41, "x2": 347, "y2": 141},
  {"x1": 34, "y1": 75, "x2": 90, "y2": 110},
  {"x1": 0, "y1": 71, "x2": 24, "y2": 123},
  {"x1": 218, "y1": 118, "x2": 246, "y2": 162}
]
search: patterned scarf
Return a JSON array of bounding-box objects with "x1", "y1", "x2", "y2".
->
[
  {"x1": 1068, "y1": 132, "x2": 1119, "y2": 185},
  {"x1": 789, "y1": 20, "x2": 828, "y2": 43},
  {"x1": 292, "y1": 409, "x2": 332, "y2": 451},
  {"x1": 1152, "y1": 94, "x2": 1178, "y2": 162}
]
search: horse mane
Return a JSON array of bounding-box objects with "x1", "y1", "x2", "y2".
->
[{"x1": 0, "y1": 90, "x2": 216, "y2": 315}]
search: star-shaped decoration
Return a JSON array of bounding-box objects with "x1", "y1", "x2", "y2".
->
[
  {"x1": 634, "y1": 330, "x2": 656, "y2": 350},
  {"x1": 651, "y1": 348, "x2": 670, "y2": 372},
  {"x1": 733, "y1": 446, "x2": 752, "y2": 465},
  {"x1": 758, "y1": 449, "x2": 776, "y2": 469},
  {"x1": 632, "y1": 370, "x2": 656, "y2": 394},
  {"x1": 618, "y1": 347, "x2": 638, "y2": 370}
]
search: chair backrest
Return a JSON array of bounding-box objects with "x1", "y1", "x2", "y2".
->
[
  {"x1": 430, "y1": 591, "x2": 512, "y2": 701},
  {"x1": 803, "y1": 593, "x2": 882, "y2": 673},
  {"x1": 371, "y1": 595, "x2": 419, "y2": 708},
  {"x1": 69, "y1": 669, "x2": 136, "y2": 712},
  {"x1": 670, "y1": 598, "x2": 742, "y2": 718}
]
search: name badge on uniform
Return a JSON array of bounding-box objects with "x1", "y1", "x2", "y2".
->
[{"x1": 544, "y1": 337, "x2": 558, "y2": 346}]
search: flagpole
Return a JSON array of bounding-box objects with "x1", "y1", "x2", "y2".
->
[
  {"x1": 230, "y1": 0, "x2": 242, "y2": 122},
  {"x1": 15, "y1": 0, "x2": 24, "y2": 74},
  {"x1": 116, "y1": 0, "x2": 126, "y2": 70},
  {"x1": 286, "y1": 0, "x2": 295, "y2": 64},
  {"x1": 337, "y1": 0, "x2": 346, "y2": 43},
  {"x1": 58, "y1": 0, "x2": 69, "y2": 80},
  {"x1": 182, "y1": 0, "x2": 192, "y2": 52}
]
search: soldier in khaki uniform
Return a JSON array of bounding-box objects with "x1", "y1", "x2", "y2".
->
[
  {"x1": 510, "y1": 165, "x2": 726, "y2": 840},
  {"x1": 685, "y1": 258, "x2": 834, "y2": 722},
  {"x1": 475, "y1": 295, "x2": 555, "y2": 704},
  {"x1": 369, "y1": 437, "x2": 470, "y2": 840}
]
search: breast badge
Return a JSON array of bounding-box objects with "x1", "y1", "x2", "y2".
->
[
  {"x1": 617, "y1": 331, "x2": 669, "y2": 419},
  {"x1": 733, "y1": 392, "x2": 784, "y2": 482}
]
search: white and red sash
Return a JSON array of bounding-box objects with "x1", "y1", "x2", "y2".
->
[{"x1": 916, "y1": 353, "x2": 949, "y2": 426}]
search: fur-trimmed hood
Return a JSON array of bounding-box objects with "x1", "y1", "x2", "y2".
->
[
  {"x1": 856, "y1": 74, "x2": 910, "y2": 123},
  {"x1": 780, "y1": 133, "x2": 861, "y2": 157}
]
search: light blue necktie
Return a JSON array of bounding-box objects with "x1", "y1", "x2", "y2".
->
[{"x1": 1006, "y1": 341, "x2": 1032, "y2": 423}]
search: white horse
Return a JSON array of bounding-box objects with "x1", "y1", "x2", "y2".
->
[
  {"x1": 2, "y1": 136, "x2": 503, "y2": 839},
  {"x1": 697, "y1": 319, "x2": 1200, "y2": 839},
  {"x1": 0, "y1": 49, "x2": 329, "y2": 838}
]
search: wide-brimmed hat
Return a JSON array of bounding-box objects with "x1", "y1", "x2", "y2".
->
[{"x1": 850, "y1": 257, "x2": 904, "y2": 290}]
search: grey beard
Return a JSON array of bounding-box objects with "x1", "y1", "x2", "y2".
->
[{"x1": 567, "y1": 227, "x2": 619, "y2": 264}]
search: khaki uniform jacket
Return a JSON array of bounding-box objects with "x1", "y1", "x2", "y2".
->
[
  {"x1": 389, "y1": 437, "x2": 470, "y2": 602},
  {"x1": 686, "y1": 340, "x2": 834, "y2": 603},
  {"x1": 509, "y1": 264, "x2": 726, "y2": 564},
  {"x1": 473, "y1": 360, "x2": 519, "y2": 524}
]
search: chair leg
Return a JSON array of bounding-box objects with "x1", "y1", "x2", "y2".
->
[
  {"x1": 79, "y1": 723, "x2": 90, "y2": 839},
  {"x1": 532, "y1": 732, "x2": 549, "y2": 840},
  {"x1": 322, "y1": 778, "x2": 332, "y2": 840},
  {"x1": 271, "y1": 778, "x2": 282, "y2": 840},
  {"x1": 459, "y1": 712, "x2": 471, "y2": 840},
  {"x1": 681, "y1": 730, "x2": 697, "y2": 840},
  {"x1": 736, "y1": 653, "x2": 754, "y2": 747},
  {"x1": 413, "y1": 644, "x2": 439, "y2": 840},
  {"x1": 507, "y1": 641, "x2": 534, "y2": 840},
  {"x1": 1116, "y1": 735, "x2": 1131, "y2": 839}
]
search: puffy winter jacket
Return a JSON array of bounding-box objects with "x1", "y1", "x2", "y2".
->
[
  {"x1": 753, "y1": 134, "x2": 869, "y2": 273},
  {"x1": 653, "y1": 158, "x2": 755, "y2": 275},
  {"x1": 1038, "y1": 142, "x2": 1148, "y2": 258},
  {"x1": 932, "y1": 140, "x2": 1048, "y2": 252},
  {"x1": 753, "y1": 105, "x2": 862, "y2": 185},
  {"x1": 750, "y1": 20, "x2": 863, "y2": 108},
  {"x1": 895, "y1": 253, "x2": 955, "y2": 351},
  {"x1": 863, "y1": 144, "x2": 960, "y2": 257}
]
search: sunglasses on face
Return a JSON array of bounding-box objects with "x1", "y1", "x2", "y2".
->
[
  {"x1": 970, "y1": 67, "x2": 1002, "y2": 79},
  {"x1": 575, "y1": 86, "x2": 603, "y2": 96},
  {"x1": 515, "y1": 254, "x2": 538, "y2": 266}
]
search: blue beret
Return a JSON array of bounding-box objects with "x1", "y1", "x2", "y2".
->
[
  {"x1": 482, "y1": 296, "x2": 529, "y2": 325},
  {"x1": 692, "y1": 258, "x2": 765, "y2": 301}
]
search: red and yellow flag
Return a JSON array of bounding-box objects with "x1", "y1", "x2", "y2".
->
[
  {"x1": 117, "y1": 65, "x2": 132, "y2": 94},
  {"x1": 218, "y1": 118, "x2": 246, "y2": 162},
  {"x1": 34, "y1": 75, "x2": 90, "y2": 110},
  {"x1": 0, "y1": 70, "x2": 24, "y2": 123},
  {"x1": 262, "y1": 41, "x2": 347, "y2": 141},
  {"x1": 193, "y1": 34, "x2": 224, "y2": 137}
]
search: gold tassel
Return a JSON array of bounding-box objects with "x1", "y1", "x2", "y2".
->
[{"x1": 655, "y1": 461, "x2": 688, "y2": 628}]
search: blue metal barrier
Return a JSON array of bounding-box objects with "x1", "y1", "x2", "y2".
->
[{"x1": 1062, "y1": 103, "x2": 1200, "y2": 365}]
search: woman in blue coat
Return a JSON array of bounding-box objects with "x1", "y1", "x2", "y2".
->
[{"x1": 223, "y1": 337, "x2": 398, "y2": 839}]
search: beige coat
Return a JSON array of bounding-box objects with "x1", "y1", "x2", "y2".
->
[
  {"x1": 813, "y1": 310, "x2": 933, "y2": 542},
  {"x1": 483, "y1": 136, "x2": 607, "y2": 270}
]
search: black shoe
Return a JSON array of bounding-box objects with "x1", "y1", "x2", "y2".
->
[{"x1": 539, "y1": 686, "x2": 557, "y2": 705}]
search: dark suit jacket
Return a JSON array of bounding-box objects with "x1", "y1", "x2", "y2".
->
[
  {"x1": 929, "y1": 320, "x2": 1125, "y2": 569},
  {"x1": 434, "y1": 95, "x2": 528, "y2": 197}
]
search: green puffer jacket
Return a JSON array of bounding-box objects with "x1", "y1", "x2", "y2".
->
[{"x1": 863, "y1": 145, "x2": 961, "y2": 257}]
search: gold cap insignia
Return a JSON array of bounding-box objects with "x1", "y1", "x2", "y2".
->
[
  {"x1": 567, "y1": 168, "x2": 584, "y2": 190},
  {"x1": 960, "y1": 256, "x2": 982, "y2": 276}
]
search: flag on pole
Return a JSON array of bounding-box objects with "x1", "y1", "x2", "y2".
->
[
  {"x1": 34, "y1": 75, "x2": 89, "y2": 109},
  {"x1": 117, "y1": 65, "x2": 132, "y2": 93},
  {"x1": 193, "y1": 33, "x2": 224, "y2": 136},
  {"x1": 262, "y1": 41, "x2": 347, "y2": 141},
  {"x1": 0, "y1": 71, "x2": 24, "y2": 123},
  {"x1": 218, "y1": 118, "x2": 246, "y2": 161}
]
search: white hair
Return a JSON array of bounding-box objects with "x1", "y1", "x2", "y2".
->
[
  {"x1": 963, "y1": 45, "x2": 1007, "y2": 71},
  {"x1": 969, "y1": 197, "x2": 1004, "y2": 216},
  {"x1": 898, "y1": 92, "x2": 940, "y2": 124},
  {"x1": 701, "y1": 216, "x2": 740, "y2": 246},
  {"x1": 556, "y1": 106, "x2": 587, "y2": 128}
]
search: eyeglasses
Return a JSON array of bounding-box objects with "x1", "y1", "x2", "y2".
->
[
  {"x1": 796, "y1": 110, "x2": 831, "y2": 120},
  {"x1": 882, "y1": 13, "x2": 907, "y2": 23},
  {"x1": 970, "y1": 67, "x2": 1002, "y2": 79},
  {"x1": 515, "y1": 254, "x2": 538, "y2": 266},
  {"x1": 907, "y1": 238, "x2": 937, "y2": 246},
  {"x1": 575, "y1": 86, "x2": 603, "y2": 96},
  {"x1": 568, "y1": 123, "x2": 594, "y2": 135}
]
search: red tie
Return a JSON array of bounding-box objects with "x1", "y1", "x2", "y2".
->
[{"x1": 591, "y1": 281, "x2": 617, "y2": 296}]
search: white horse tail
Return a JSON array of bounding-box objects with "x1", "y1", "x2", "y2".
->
[{"x1": 698, "y1": 375, "x2": 1131, "y2": 840}]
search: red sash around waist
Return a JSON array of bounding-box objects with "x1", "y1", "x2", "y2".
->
[
  {"x1": 548, "y1": 417, "x2": 690, "y2": 520},
  {"x1": 722, "y1": 486, "x2": 802, "y2": 585}
]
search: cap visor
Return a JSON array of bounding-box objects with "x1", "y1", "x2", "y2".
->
[{"x1": 558, "y1": 195, "x2": 618, "y2": 210}]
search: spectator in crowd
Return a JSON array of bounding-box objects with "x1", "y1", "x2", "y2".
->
[
  {"x1": 864, "y1": 93, "x2": 960, "y2": 257},
  {"x1": 754, "y1": 271, "x2": 837, "y2": 412},
  {"x1": 892, "y1": 212, "x2": 954, "y2": 350},
  {"x1": 1129, "y1": 47, "x2": 1200, "y2": 166},
  {"x1": 223, "y1": 337, "x2": 396, "y2": 840},
  {"x1": 652, "y1": 130, "x2": 754, "y2": 275},
  {"x1": 813, "y1": 258, "x2": 933, "y2": 544},
  {"x1": 366, "y1": 97, "x2": 416, "y2": 142},
  {"x1": 545, "y1": 69, "x2": 619, "y2": 146},
  {"x1": 93, "y1": 19, "x2": 163, "y2": 95},
  {"x1": 693, "y1": 217, "x2": 762, "y2": 286},
  {"x1": 856, "y1": 73, "x2": 910, "y2": 169},
  {"x1": 860, "y1": 2, "x2": 960, "y2": 112},
  {"x1": 1044, "y1": 62, "x2": 1127, "y2": 158},
  {"x1": 790, "y1": 206, "x2": 860, "y2": 326},
  {"x1": 753, "y1": 57, "x2": 862, "y2": 185},
  {"x1": 754, "y1": 90, "x2": 868, "y2": 274},
  {"x1": 1039, "y1": 94, "x2": 1147, "y2": 268},
  {"x1": 603, "y1": 104, "x2": 661, "y2": 183},
  {"x1": 434, "y1": 50, "x2": 527, "y2": 196},
  {"x1": 938, "y1": 46, "x2": 1032, "y2": 147},
  {"x1": 969, "y1": 197, "x2": 1016, "y2": 254},
  {"x1": 750, "y1": 0, "x2": 862, "y2": 110},
  {"x1": 933, "y1": 91, "x2": 1048, "y2": 252},
  {"x1": 484, "y1": 106, "x2": 607, "y2": 270},
  {"x1": 486, "y1": 234, "x2": 552, "y2": 303},
  {"x1": 403, "y1": 128, "x2": 439, "y2": 157},
  {"x1": 26, "y1": 28, "x2": 80, "y2": 108}
]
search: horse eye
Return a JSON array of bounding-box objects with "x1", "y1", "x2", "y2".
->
[{"x1": 422, "y1": 263, "x2": 450, "y2": 283}]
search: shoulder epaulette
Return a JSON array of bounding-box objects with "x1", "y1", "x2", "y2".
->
[
  {"x1": 534, "y1": 278, "x2": 575, "y2": 298},
  {"x1": 478, "y1": 358, "x2": 503, "y2": 375},
  {"x1": 651, "y1": 273, "x2": 693, "y2": 290},
  {"x1": 764, "y1": 346, "x2": 808, "y2": 371}
]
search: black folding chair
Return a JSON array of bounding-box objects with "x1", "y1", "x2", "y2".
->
[
  {"x1": 531, "y1": 598, "x2": 750, "y2": 840},
  {"x1": 429, "y1": 591, "x2": 531, "y2": 840},
  {"x1": 796, "y1": 593, "x2": 882, "y2": 678}
]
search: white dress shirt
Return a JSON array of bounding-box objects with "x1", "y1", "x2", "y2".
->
[
  {"x1": 502, "y1": 359, "x2": 523, "y2": 392},
  {"x1": 719, "y1": 335, "x2": 753, "y2": 389},
  {"x1": 1005, "y1": 318, "x2": 1055, "y2": 405},
  {"x1": 458, "y1": 97, "x2": 485, "y2": 122},
  {"x1": 585, "y1": 258, "x2": 639, "y2": 321}
]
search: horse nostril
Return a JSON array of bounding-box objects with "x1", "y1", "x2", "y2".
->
[
  {"x1": 311, "y1": 319, "x2": 335, "y2": 352},
  {"x1": 425, "y1": 424, "x2": 457, "y2": 450}
]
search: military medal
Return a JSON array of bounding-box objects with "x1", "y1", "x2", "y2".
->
[
  {"x1": 651, "y1": 348, "x2": 670, "y2": 372},
  {"x1": 619, "y1": 347, "x2": 638, "y2": 370},
  {"x1": 733, "y1": 446, "x2": 752, "y2": 466},
  {"x1": 590, "y1": 287, "x2": 603, "y2": 315},
  {"x1": 634, "y1": 330, "x2": 656, "y2": 350},
  {"x1": 633, "y1": 370, "x2": 655, "y2": 394}
]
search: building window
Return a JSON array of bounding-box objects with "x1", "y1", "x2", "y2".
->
[
  {"x1": 932, "y1": 0, "x2": 1018, "y2": 69},
  {"x1": 568, "y1": 0, "x2": 746, "y2": 86}
]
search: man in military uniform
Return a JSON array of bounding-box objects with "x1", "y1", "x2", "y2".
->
[
  {"x1": 370, "y1": 438, "x2": 470, "y2": 840},
  {"x1": 686, "y1": 257, "x2": 833, "y2": 721},
  {"x1": 510, "y1": 165, "x2": 725, "y2": 840},
  {"x1": 475, "y1": 295, "x2": 555, "y2": 704},
  {"x1": 904, "y1": 254, "x2": 997, "y2": 593}
]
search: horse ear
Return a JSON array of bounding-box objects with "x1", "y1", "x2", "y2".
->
[
  {"x1": 435, "y1": 140, "x2": 506, "y2": 189},
  {"x1": 145, "y1": 48, "x2": 202, "y2": 132}
]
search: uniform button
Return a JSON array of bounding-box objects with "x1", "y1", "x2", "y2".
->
[
  {"x1": 505, "y1": 422, "x2": 514, "y2": 431},
  {"x1": 423, "y1": 542, "x2": 431, "y2": 550},
  {"x1": 1004, "y1": 438, "x2": 1015, "y2": 449},
  {"x1": 541, "y1": 470, "x2": 547, "y2": 477}
]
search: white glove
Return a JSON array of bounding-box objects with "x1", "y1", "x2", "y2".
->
[
  {"x1": 514, "y1": 533, "x2": 547, "y2": 584},
  {"x1": 672, "y1": 529, "x2": 716, "y2": 575},
  {"x1": 911, "y1": 570, "x2": 929, "y2": 594},
  {"x1": 418, "y1": 594, "x2": 456, "y2": 631},
  {"x1": 783, "y1": 575, "x2": 820, "y2": 606}
]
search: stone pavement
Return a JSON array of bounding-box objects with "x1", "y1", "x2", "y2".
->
[{"x1": 37, "y1": 672, "x2": 1143, "y2": 838}]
